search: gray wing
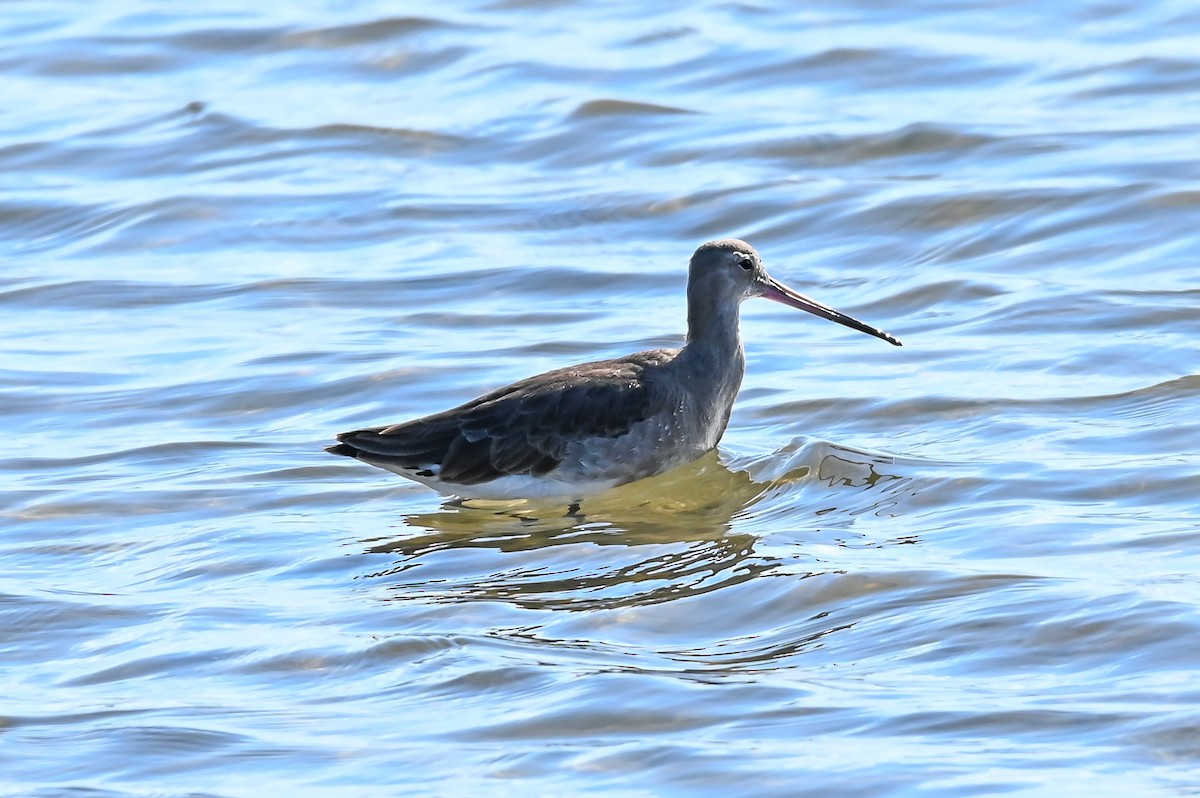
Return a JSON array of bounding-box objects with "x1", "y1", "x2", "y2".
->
[{"x1": 329, "y1": 352, "x2": 677, "y2": 485}]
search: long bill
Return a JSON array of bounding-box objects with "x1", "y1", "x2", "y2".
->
[{"x1": 761, "y1": 276, "x2": 902, "y2": 346}]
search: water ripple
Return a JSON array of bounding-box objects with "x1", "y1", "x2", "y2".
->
[{"x1": 3, "y1": 0, "x2": 1200, "y2": 795}]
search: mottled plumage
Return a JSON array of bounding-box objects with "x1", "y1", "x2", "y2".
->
[{"x1": 328, "y1": 239, "x2": 900, "y2": 499}]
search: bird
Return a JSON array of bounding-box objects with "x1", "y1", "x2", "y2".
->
[{"x1": 326, "y1": 239, "x2": 901, "y2": 501}]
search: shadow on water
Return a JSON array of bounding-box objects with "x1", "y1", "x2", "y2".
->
[{"x1": 350, "y1": 442, "x2": 919, "y2": 611}]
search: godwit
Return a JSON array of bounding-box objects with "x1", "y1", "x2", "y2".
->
[{"x1": 327, "y1": 239, "x2": 900, "y2": 499}]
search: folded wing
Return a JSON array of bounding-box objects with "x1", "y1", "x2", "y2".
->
[{"x1": 329, "y1": 353, "x2": 673, "y2": 486}]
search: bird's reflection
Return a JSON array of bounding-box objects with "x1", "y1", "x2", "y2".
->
[
  {"x1": 357, "y1": 452, "x2": 771, "y2": 610},
  {"x1": 353, "y1": 442, "x2": 916, "y2": 611}
]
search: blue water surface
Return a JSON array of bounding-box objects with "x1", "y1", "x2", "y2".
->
[{"x1": 3, "y1": 1, "x2": 1200, "y2": 796}]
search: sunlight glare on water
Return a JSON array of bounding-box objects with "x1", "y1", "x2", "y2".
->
[{"x1": 3, "y1": 1, "x2": 1200, "y2": 796}]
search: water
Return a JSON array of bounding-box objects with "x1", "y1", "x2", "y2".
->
[{"x1": 3, "y1": 1, "x2": 1200, "y2": 795}]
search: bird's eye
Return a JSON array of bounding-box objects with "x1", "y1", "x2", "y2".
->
[{"x1": 737, "y1": 257, "x2": 754, "y2": 271}]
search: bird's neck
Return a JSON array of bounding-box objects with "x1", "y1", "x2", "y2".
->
[{"x1": 681, "y1": 289, "x2": 745, "y2": 386}]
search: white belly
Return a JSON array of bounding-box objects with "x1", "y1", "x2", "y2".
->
[{"x1": 373, "y1": 461, "x2": 623, "y2": 500}]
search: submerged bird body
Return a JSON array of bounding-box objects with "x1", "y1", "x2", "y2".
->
[
  {"x1": 328, "y1": 239, "x2": 900, "y2": 499},
  {"x1": 331, "y1": 348, "x2": 730, "y2": 499}
]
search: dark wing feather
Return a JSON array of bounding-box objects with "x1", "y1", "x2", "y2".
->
[{"x1": 329, "y1": 352, "x2": 675, "y2": 485}]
